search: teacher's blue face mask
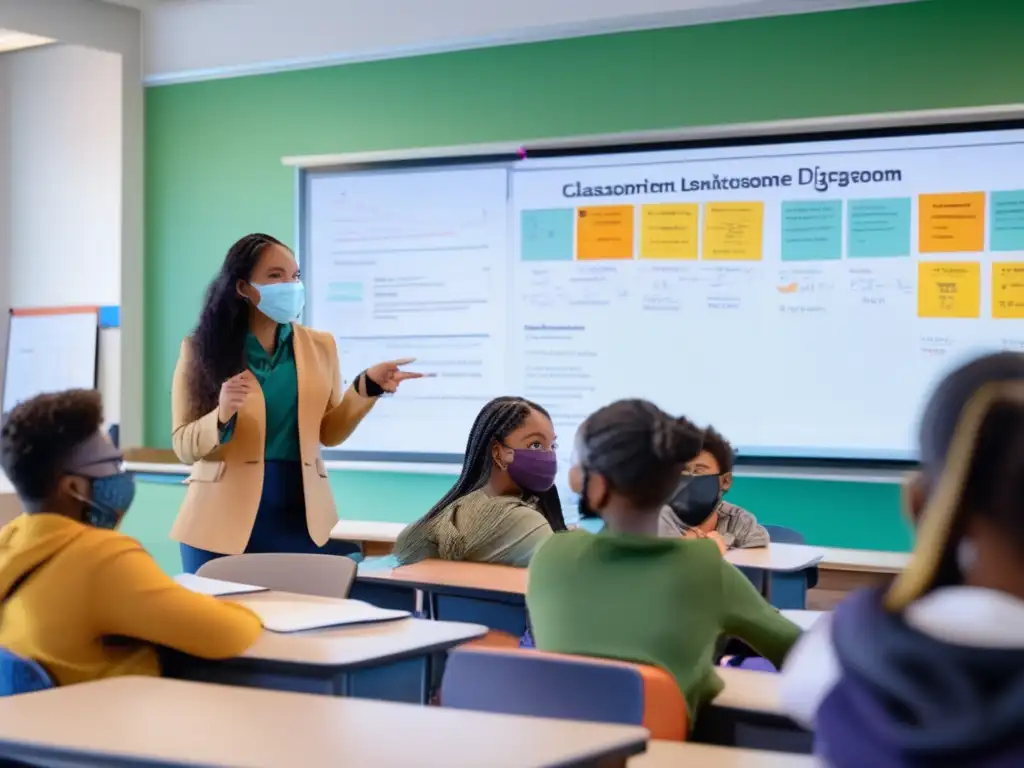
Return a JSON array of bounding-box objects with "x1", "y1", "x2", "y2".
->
[{"x1": 251, "y1": 281, "x2": 305, "y2": 324}]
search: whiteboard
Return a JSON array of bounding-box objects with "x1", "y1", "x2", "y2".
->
[
  {"x1": 301, "y1": 119, "x2": 1024, "y2": 465},
  {"x1": 2, "y1": 311, "x2": 99, "y2": 416}
]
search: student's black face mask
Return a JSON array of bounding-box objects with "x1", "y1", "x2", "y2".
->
[
  {"x1": 668, "y1": 474, "x2": 722, "y2": 527},
  {"x1": 577, "y1": 469, "x2": 600, "y2": 520}
]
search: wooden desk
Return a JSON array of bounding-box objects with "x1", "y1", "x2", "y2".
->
[
  {"x1": 360, "y1": 559, "x2": 528, "y2": 595},
  {"x1": 700, "y1": 668, "x2": 813, "y2": 754},
  {"x1": 357, "y1": 560, "x2": 529, "y2": 636},
  {"x1": 818, "y1": 546, "x2": 909, "y2": 574},
  {"x1": 714, "y1": 667, "x2": 783, "y2": 716},
  {"x1": 630, "y1": 740, "x2": 817, "y2": 767},
  {"x1": 725, "y1": 544, "x2": 824, "y2": 605},
  {"x1": 725, "y1": 543, "x2": 824, "y2": 573},
  {"x1": 331, "y1": 519, "x2": 404, "y2": 556},
  {"x1": 167, "y1": 590, "x2": 487, "y2": 703},
  {"x1": 0, "y1": 677, "x2": 648, "y2": 768},
  {"x1": 810, "y1": 546, "x2": 909, "y2": 610}
]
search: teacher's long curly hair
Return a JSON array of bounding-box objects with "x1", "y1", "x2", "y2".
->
[{"x1": 186, "y1": 233, "x2": 284, "y2": 420}]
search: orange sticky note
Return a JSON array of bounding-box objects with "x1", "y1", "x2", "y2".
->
[
  {"x1": 918, "y1": 261, "x2": 981, "y2": 318},
  {"x1": 640, "y1": 203, "x2": 698, "y2": 259},
  {"x1": 993, "y1": 262, "x2": 1024, "y2": 319},
  {"x1": 919, "y1": 192, "x2": 985, "y2": 253},
  {"x1": 576, "y1": 205, "x2": 634, "y2": 260}
]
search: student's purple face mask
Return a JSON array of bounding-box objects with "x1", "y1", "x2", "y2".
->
[{"x1": 504, "y1": 448, "x2": 558, "y2": 494}]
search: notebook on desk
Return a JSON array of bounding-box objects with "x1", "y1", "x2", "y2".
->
[
  {"x1": 248, "y1": 599, "x2": 410, "y2": 633},
  {"x1": 174, "y1": 574, "x2": 270, "y2": 597}
]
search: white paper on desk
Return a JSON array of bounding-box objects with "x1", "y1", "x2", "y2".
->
[
  {"x1": 174, "y1": 573, "x2": 270, "y2": 597},
  {"x1": 781, "y1": 610, "x2": 825, "y2": 630},
  {"x1": 250, "y1": 599, "x2": 410, "y2": 633}
]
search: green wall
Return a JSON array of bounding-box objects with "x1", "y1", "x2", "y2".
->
[{"x1": 144, "y1": 0, "x2": 1024, "y2": 561}]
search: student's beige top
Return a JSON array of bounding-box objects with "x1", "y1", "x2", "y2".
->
[{"x1": 394, "y1": 488, "x2": 553, "y2": 566}]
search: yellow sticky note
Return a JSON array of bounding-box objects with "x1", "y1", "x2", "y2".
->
[
  {"x1": 993, "y1": 262, "x2": 1024, "y2": 319},
  {"x1": 702, "y1": 202, "x2": 764, "y2": 261},
  {"x1": 640, "y1": 203, "x2": 698, "y2": 259},
  {"x1": 919, "y1": 192, "x2": 985, "y2": 253},
  {"x1": 576, "y1": 205, "x2": 634, "y2": 260},
  {"x1": 918, "y1": 261, "x2": 981, "y2": 318}
]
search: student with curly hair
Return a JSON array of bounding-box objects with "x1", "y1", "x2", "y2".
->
[
  {"x1": 0, "y1": 390, "x2": 262, "y2": 686},
  {"x1": 660, "y1": 425, "x2": 769, "y2": 550}
]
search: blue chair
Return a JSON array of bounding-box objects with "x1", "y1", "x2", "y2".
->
[
  {"x1": 0, "y1": 648, "x2": 53, "y2": 696},
  {"x1": 763, "y1": 525, "x2": 819, "y2": 610},
  {"x1": 441, "y1": 646, "x2": 688, "y2": 740}
]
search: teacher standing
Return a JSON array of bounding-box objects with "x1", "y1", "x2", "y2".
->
[{"x1": 171, "y1": 233, "x2": 422, "y2": 573}]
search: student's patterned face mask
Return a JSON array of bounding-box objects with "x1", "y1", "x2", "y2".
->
[
  {"x1": 63, "y1": 432, "x2": 135, "y2": 530},
  {"x1": 79, "y1": 473, "x2": 136, "y2": 529}
]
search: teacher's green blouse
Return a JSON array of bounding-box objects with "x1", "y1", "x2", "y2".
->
[{"x1": 219, "y1": 323, "x2": 300, "y2": 461}]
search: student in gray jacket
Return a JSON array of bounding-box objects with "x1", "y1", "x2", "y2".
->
[{"x1": 659, "y1": 426, "x2": 769, "y2": 549}]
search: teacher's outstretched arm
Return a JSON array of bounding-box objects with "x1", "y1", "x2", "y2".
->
[{"x1": 320, "y1": 348, "x2": 426, "y2": 446}]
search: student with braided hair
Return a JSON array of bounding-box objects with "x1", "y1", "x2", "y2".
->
[
  {"x1": 527, "y1": 399, "x2": 801, "y2": 724},
  {"x1": 394, "y1": 396, "x2": 565, "y2": 566}
]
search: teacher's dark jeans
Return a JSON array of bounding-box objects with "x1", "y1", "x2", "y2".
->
[{"x1": 179, "y1": 460, "x2": 358, "y2": 574}]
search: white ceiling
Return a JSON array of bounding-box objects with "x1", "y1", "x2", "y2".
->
[{"x1": 109, "y1": 0, "x2": 919, "y2": 83}]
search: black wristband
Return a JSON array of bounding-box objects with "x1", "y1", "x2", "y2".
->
[{"x1": 359, "y1": 370, "x2": 386, "y2": 398}]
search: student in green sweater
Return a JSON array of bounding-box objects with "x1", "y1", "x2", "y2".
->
[{"x1": 527, "y1": 399, "x2": 802, "y2": 723}]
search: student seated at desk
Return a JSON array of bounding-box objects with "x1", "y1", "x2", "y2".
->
[
  {"x1": 659, "y1": 426, "x2": 769, "y2": 550},
  {"x1": 394, "y1": 396, "x2": 566, "y2": 566},
  {"x1": 782, "y1": 352, "x2": 1024, "y2": 767},
  {"x1": 0, "y1": 390, "x2": 262, "y2": 687},
  {"x1": 527, "y1": 399, "x2": 801, "y2": 724}
]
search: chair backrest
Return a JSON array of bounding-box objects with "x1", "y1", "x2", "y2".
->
[
  {"x1": 763, "y1": 525, "x2": 805, "y2": 544},
  {"x1": 197, "y1": 553, "x2": 357, "y2": 599},
  {"x1": 763, "y1": 525, "x2": 819, "y2": 601},
  {"x1": 441, "y1": 646, "x2": 687, "y2": 740},
  {"x1": 0, "y1": 648, "x2": 53, "y2": 696}
]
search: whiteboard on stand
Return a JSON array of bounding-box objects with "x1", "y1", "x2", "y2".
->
[{"x1": 2, "y1": 309, "x2": 99, "y2": 417}]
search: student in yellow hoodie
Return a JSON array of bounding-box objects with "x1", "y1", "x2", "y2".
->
[{"x1": 0, "y1": 389, "x2": 262, "y2": 687}]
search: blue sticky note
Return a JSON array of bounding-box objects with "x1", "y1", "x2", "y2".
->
[
  {"x1": 990, "y1": 191, "x2": 1024, "y2": 252},
  {"x1": 781, "y1": 200, "x2": 843, "y2": 261},
  {"x1": 521, "y1": 209, "x2": 574, "y2": 262},
  {"x1": 848, "y1": 198, "x2": 911, "y2": 258}
]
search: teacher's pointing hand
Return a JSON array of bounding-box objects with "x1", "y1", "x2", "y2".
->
[{"x1": 362, "y1": 358, "x2": 428, "y2": 395}]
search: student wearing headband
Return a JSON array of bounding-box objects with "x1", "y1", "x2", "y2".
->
[
  {"x1": 781, "y1": 352, "x2": 1024, "y2": 767},
  {"x1": 659, "y1": 426, "x2": 769, "y2": 550},
  {"x1": 528, "y1": 399, "x2": 800, "y2": 725},
  {"x1": 0, "y1": 390, "x2": 262, "y2": 686}
]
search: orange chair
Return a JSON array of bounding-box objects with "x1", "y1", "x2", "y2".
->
[
  {"x1": 463, "y1": 630, "x2": 521, "y2": 649},
  {"x1": 441, "y1": 646, "x2": 688, "y2": 740}
]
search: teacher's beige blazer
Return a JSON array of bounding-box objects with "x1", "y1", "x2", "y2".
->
[{"x1": 170, "y1": 324, "x2": 375, "y2": 554}]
